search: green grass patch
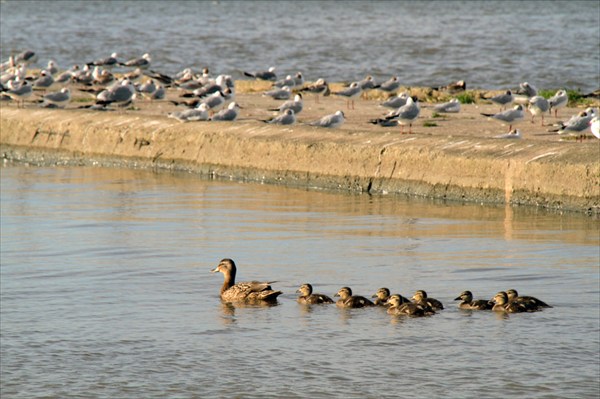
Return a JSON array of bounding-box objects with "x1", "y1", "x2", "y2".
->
[
  {"x1": 456, "y1": 92, "x2": 475, "y2": 104},
  {"x1": 423, "y1": 121, "x2": 438, "y2": 127}
]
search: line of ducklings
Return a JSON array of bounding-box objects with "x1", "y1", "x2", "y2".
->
[{"x1": 211, "y1": 258, "x2": 551, "y2": 317}]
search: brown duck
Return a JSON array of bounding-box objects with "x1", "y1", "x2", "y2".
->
[{"x1": 211, "y1": 258, "x2": 282, "y2": 303}]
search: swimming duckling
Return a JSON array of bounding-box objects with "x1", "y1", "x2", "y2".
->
[
  {"x1": 491, "y1": 291, "x2": 528, "y2": 313},
  {"x1": 296, "y1": 283, "x2": 334, "y2": 305},
  {"x1": 334, "y1": 287, "x2": 375, "y2": 308},
  {"x1": 371, "y1": 288, "x2": 411, "y2": 307},
  {"x1": 210, "y1": 258, "x2": 282, "y2": 303},
  {"x1": 506, "y1": 289, "x2": 551, "y2": 311},
  {"x1": 372, "y1": 287, "x2": 392, "y2": 306},
  {"x1": 454, "y1": 290, "x2": 493, "y2": 310},
  {"x1": 412, "y1": 290, "x2": 444, "y2": 311},
  {"x1": 387, "y1": 294, "x2": 426, "y2": 316}
]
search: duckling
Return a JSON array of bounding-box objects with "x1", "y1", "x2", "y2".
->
[
  {"x1": 412, "y1": 290, "x2": 444, "y2": 311},
  {"x1": 506, "y1": 289, "x2": 551, "y2": 311},
  {"x1": 491, "y1": 291, "x2": 528, "y2": 313},
  {"x1": 372, "y1": 287, "x2": 391, "y2": 306},
  {"x1": 387, "y1": 294, "x2": 426, "y2": 316},
  {"x1": 371, "y1": 288, "x2": 411, "y2": 307},
  {"x1": 334, "y1": 287, "x2": 375, "y2": 308},
  {"x1": 210, "y1": 258, "x2": 282, "y2": 303},
  {"x1": 296, "y1": 283, "x2": 334, "y2": 305},
  {"x1": 454, "y1": 290, "x2": 492, "y2": 310}
]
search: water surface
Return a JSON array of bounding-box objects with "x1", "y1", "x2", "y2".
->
[
  {"x1": 1, "y1": 0, "x2": 598, "y2": 91},
  {"x1": 1, "y1": 164, "x2": 599, "y2": 398}
]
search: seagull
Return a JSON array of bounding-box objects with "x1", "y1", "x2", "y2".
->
[
  {"x1": 549, "y1": 108, "x2": 597, "y2": 135},
  {"x1": 14, "y1": 50, "x2": 36, "y2": 65},
  {"x1": 263, "y1": 109, "x2": 296, "y2": 125},
  {"x1": 378, "y1": 96, "x2": 420, "y2": 134},
  {"x1": 210, "y1": 102, "x2": 241, "y2": 121},
  {"x1": 374, "y1": 76, "x2": 401, "y2": 93},
  {"x1": 333, "y1": 82, "x2": 362, "y2": 110},
  {"x1": 87, "y1": 52, "x2": 119, "y2": 69},
  {"x1": 514, "y1": 82, "x2": 538, "y2": 104},
  {"x1": 548, "y1": 89, "x2": 568, "y2": 118},
  {"x1": 433, "y1": 98, "x2": 461, "y2": 113},
  {"x1": 528, "y1": 95, "x2": 550, "y2": 125},
  {"x1": 269, "y1": 93, "x2": 303, "y2": 114},
  {"x1": 263, "y1": 85, "x2": 291, "y2": 100},
  {"x1": 487, "y1": 90, "x2": 513, "y2": 111},
  {"x1": 46, "y1": 60, "x2": 59, "y2": 76},
  {"x1": 168, "y1": 103, "x2": 210, "y2": 123},
  {"x1": 120, "y1": 53, "x2": 151, "y2": 69},
  {"x1": 4, "y1": 80, "x2": 32, "y2": 107},
  {"x1": 149, "y1": 84, "x2": 165, "y2": 101},
  {"x1": 380, "y1": 92, "x2": 409, "y2": 109},
  {"x1": 201, "y1": 90, "x2": 227, "y2": 112},
  {"x1": 308, "y1": 110, "x2": 345, "y2": 128},
  {"x1": 96, "y1": 79, "x2": 135, "y2": 107},
  {"x1": 590, "y1": 116, "x2": 600, "y2": 139},
  {"x1": 32, "y1": 70, "x2": 54, "y2": 90},
  {"x1": 273, "y1": 72, "x2": 303, "y2": 89},
  {"x1": 481, "y1": 104, "x2": 524, "y2": 131},
  {"x1": 299, "y1": 78, "x2": 330, "y2": 103},
  {"x1": 37, "y1": 87, "x2": 71, "y2": 108},
  {"x1": 494, "y1": 128, "x2": 522, "y2": 139},
  {"x1": 243, "y1": 66, "x2": 277, "y2": 81}
]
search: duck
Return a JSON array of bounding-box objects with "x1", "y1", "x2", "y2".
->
[
  {"x1": 491, "y1": 291, "x2": 528, "y2": 313},
  {"x1": 371, "y1": 288, "x2": 411, "y2": 307},
  {"x1": 387, "y1": 294, "x2": 426, "y2": 316},
  {"x1": 412, "y1": 290, "x2": 444, "y2": 311},
  {"x1": 296, "y1": 283, "x2": 334, "y2": 305},
  {"x1": 334, "y1": 287, "x2": 375, "y2": 308},
  {"x1": 506, "y1": 289, "x2": 551, "y2": 311},
  {"x1": 454, "y1": 290, "x2": 492, "y2": 310},
  {"x1": 210, "y1": 258, "x2": 282, "y2": 303}
]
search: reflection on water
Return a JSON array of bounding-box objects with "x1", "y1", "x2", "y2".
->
[{"x1": 1, "y1": 164, "x2": 598, "y2": 398}]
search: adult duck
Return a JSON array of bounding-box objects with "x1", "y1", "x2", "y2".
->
[
  {"x1": 296, "y1": 283, "x2": 334, "y2": 305},
  {"x1": 210, "y1": 258, "x2": 282, "y2": 303}
]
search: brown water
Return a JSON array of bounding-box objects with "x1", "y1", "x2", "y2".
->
[{"x1": 1, "y1": 164, "x2": 599, "y2": 398}]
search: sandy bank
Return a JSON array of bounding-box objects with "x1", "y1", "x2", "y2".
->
[{"x1": 1, "y1": 87, "x2": 599, "y2": 213}]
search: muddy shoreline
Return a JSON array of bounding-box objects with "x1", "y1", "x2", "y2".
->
[{"x1": 1, "y1": 86, "x2": 599, "y2": 214}]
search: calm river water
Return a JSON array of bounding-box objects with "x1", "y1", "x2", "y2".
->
[{"x1": 1, "y1": 164, "x2": 598, "y2": 398}]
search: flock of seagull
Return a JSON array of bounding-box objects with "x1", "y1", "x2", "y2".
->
[
  {"x1": 211, "y1": 258, "x2": 552, "y2": 317},
  {"x1": 1, "y1": 50, "x2": 598, "y2": 139}
]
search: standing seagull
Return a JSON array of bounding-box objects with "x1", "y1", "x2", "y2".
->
[
  {"x1": 333, "y1": 82, "x2": 362, "y2": 110},
  {"x1": 481, "y1": 104, "x2": 524, "y2": 132},
  {"x1": 487, "y1": 90, "x2": 514, "y2": 111},
  {"x1": 4, "y1": 80, "x2": 33, "y2": 107},
  {"x1": 589, "y1": 116, "x2": 599, "y2": 139},
  {"x1": 548, "y1": 89, "x2": 568, "y2": 118},
  {"x1": 528, "y1": 95, "x2": 550, "y2": 125},
  {"x1": 374, "y1": 96, "x2": 420, "y2": 134},
  {"x1": 299, "y1": 78, "x2": 330, "y2": 103}
]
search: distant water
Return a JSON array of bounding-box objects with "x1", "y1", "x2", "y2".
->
[
  {"x1": 1, "y1": 0, "x2": 598, "y2": 92},
  {"x1": 1, "y1": 164, "x2": 599, "y2": 398}
]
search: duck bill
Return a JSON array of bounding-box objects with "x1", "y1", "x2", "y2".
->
[
  {"x1": 210, "y1": 266, "x2": 219, "y2": 273},
  {"x1": 454, "y1": 296, "x2": 462, "y2": 301}
]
